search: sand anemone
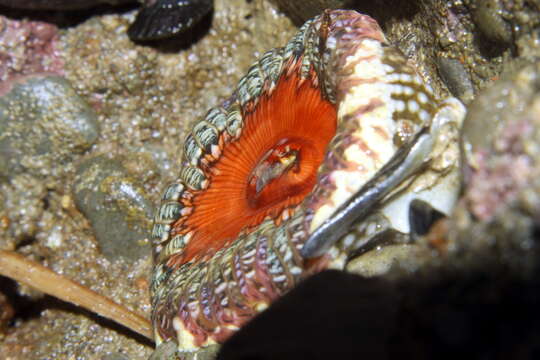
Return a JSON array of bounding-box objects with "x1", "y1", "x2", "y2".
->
[{"x1": 151, "y1": 9, "x2": 465, "y2": 356}]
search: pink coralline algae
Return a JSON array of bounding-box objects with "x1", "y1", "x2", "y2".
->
[
  {"x1": 466, "y1": 120, "x2": 533, "y2": 222},
  {"x1": 0, "y1": 16, "x2": 64, "y2": 95}
]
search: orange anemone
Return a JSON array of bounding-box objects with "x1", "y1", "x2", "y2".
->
[{"x1": 172, "y1": 71, "x2": 337, "y2": 265}]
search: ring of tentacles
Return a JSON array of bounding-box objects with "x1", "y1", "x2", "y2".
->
[{"x1": 151, "y1": 9, "x2": 444, "y2": 352}]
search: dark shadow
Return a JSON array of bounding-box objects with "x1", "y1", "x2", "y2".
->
[
  {"x1": 272, "y1": 0, "x2": 421, "y2": 28},
  {"x1": 13, "y1": 235, "x2": 36, "y2": 250},
  {"x1": 473, "y1": 31, "x2": 514, "y2": 59},
  {"x1": 350, "y1": 0, "x2": 421, "y2": 25},
  {"x1": 0, "y1": 276, "x2": 42, "y2": 322},
  {"x1": 0, "y1": 2, "x2": 212, "y2": 52},
  {"x1": 0, "y1": 3, "x2": 138, "y2": 30}
]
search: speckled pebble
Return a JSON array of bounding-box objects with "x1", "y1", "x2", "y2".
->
[
  {"x1": 0, "y1": 75, "x2": 99, "y2": 179},
  {"x1": 73, "y1": 154, "x2": 153, "y2": 260}
]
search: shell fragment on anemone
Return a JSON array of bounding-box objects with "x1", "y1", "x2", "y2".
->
[{"x1": 150, "y1": 9, "x2": 465, "y2": 356}]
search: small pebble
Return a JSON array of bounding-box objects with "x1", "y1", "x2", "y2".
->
[{"x1": 436, "y1": 57, "x2": 475, "y2": 103}]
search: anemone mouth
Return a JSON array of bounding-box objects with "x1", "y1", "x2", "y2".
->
[{"x1": 172, "y1": 71, "x2": 337, "y2": 265}]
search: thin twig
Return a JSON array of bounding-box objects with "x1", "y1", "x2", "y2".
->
[{"x1": 0, "y1": 250, "x2": 154, "y2": 341}]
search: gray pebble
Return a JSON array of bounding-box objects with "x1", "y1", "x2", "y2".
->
[
  {"x1": 436, "y1": 57, "x2": 475, "y2": 104},
  {"x1": 0, "y1": 75, "x2": 99, "y2": 179},
  {"x1": 73, "y1": 154, "x2": 153, "y2": 261}
]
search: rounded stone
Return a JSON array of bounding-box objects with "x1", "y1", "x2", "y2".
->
[
  {"x1": 73, "y1": 154, "x2": 153, "y2": 260},
  {"x1": 0, "y1": 75, "x2": 99, "y2": 179}
]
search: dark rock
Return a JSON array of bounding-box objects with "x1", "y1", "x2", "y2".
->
[
  {"x1": 73, "y1": 154, "x2": 153, "y2": 260},
  {"x1": 128, "y1": 0, "x2": 213, "y2": 42}
]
